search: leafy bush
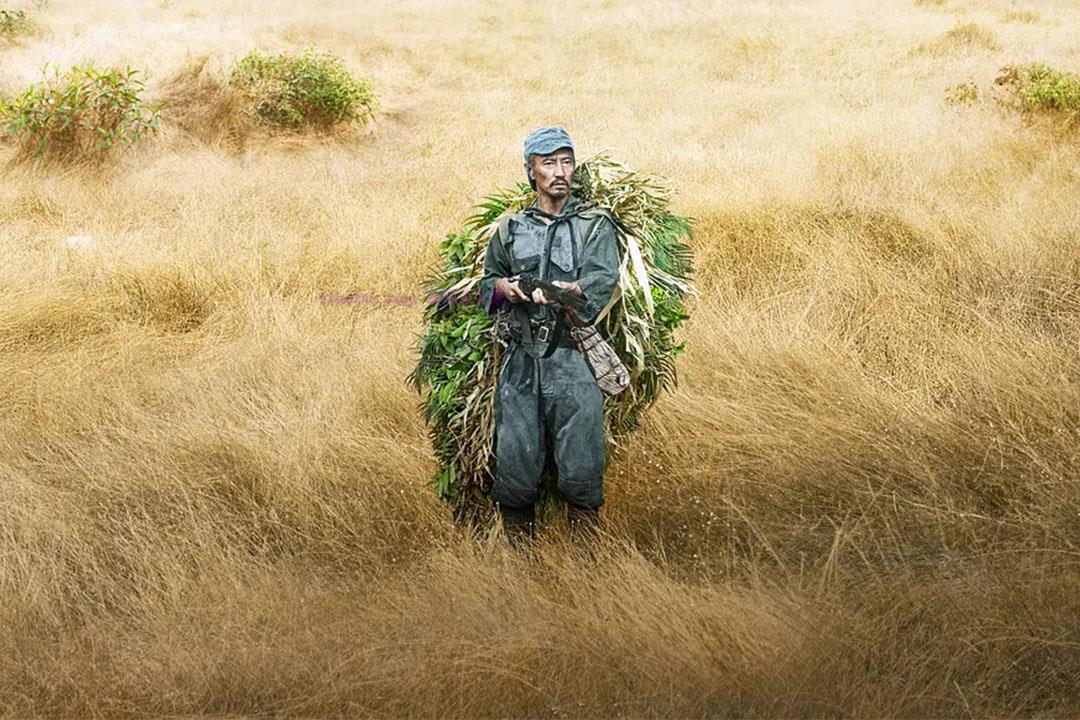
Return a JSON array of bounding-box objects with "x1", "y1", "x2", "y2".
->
[
  {"x1": 0, "y1": 64, "x2": 160, "y2": 162},
  {"x1": 995, "y1": 62, "x2": 1080, "y2": 126},
  {"x1": 227, "y1": 48, "x2": 377, "y2": 129},
  {"x1": 0, "y1": 8, "x2": 34, "y2": 40}
]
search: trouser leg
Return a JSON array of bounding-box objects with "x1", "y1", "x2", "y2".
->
[
  {"x1": 542, "y1": 347, "x2": 607, "y2": 510},
  {"x1": 490, "y1": 344, "x2": 544, "y2": 510}
]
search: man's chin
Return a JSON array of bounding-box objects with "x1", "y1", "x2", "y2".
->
[{"x1": 549, "y1": 185, "x2": 568, "y2": 196}]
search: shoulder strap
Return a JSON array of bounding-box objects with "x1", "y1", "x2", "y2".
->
[
  {"x1": 576, "y1": 206, "x2": 617, "y2": 245},
  {"x1": 574, "y1": 207, "x2": 621, "y2": 325},
  {"x1": 497, "y1": 211, "x2": 527, "y2": 244},
  {"x1": 497, "y1": 215, "x2": 512, "y2": 244}
]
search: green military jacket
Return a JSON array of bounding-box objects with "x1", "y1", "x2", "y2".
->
[{"x1": 478, "y1": 194, "x2": 620, "y2": 328}]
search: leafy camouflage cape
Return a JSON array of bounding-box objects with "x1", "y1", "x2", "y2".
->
[{"x1": 407, "y1": 151, "x2": 697, "y2": 529}]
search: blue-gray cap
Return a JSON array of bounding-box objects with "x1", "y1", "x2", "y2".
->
[
  {"x1": 523, "y1": 125, "x2": 575, "y2": 189},
  {"x1": 523, "y1": 125, "x2": 575, "y2": 162}
]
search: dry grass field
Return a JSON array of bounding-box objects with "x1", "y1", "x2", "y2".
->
[{"x1": 2, "y1": 0, "x2": 1080, "y2": 716}]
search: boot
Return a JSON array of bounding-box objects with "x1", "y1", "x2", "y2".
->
[
  {"x1": 567, "y1": 503, "x2": 600, "y2": 544},
  {"x1": 498, "y1": 503, "x2": 535, "y2": 548}
]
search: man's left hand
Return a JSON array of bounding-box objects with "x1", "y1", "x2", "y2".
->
[{"x1": 550, "y1": 280, "x2": 583, "y2": 297}]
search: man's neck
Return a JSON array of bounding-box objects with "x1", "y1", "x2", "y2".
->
[{"x1": 536, "y1": 193, "x2": 569, "y2": 218}]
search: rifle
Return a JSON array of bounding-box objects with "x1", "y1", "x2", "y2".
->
[
  {"x1": 509, "y1": 273, "x2": 629, "y2": 394},
  {"x1": 513, "y1": 272, "x2": 591, "y2": 320}
]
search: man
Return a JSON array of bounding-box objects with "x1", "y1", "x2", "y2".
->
[{"x1": 477, "y1": 125, "x2": 621, "y2": 547}]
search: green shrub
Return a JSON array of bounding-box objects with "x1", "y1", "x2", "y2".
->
[
  {"x1": 0, "y1": 9, "x2": 34, "y2": 39},
  {"x1": 0, "y1": 64, "x2": 160, "y2": 161},
  {"x1": 227, "y1": 48, "x2": 377, "y2": 129},
  {"x1": 995, "y1": 62, "x2": 1080, "y2": 125}
]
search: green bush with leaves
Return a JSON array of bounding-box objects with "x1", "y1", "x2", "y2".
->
[
  {"x1": 995, "y1": 62, "x2": 1080, "y2": 126},
  {"x1": 0, "y1": 9, "x2": 34, "y2": 40},
  {"x1": 0, "y1": 64, "x2": 159, "y2": 161},
  {"x1": 227, "y1": 48, "x2": 377, "y2": 129},
  {"x1": 408, "y1": 152, "x2": 696, "y2": 528}
]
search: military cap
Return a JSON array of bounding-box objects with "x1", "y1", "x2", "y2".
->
[{"x1": 523, "y1": 125, "x2": 575, "y2": 162}]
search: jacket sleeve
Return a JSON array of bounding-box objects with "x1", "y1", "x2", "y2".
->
[
  {"x1": 575, "y1": 216, "x2": 620, "y2": 325},
  {"x1": 477, "y1": 225, "x2": 512, "y2": 314}
]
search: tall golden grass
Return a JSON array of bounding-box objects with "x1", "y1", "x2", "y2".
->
[{"x1": 2, "y1": 0, "x2": 1079, "y2": 716}]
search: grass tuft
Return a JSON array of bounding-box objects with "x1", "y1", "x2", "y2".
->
[
  {"x1": 945, "y1": 80, "x2": 980, "y2": 105},
  {"x1": 1001, "y1": 9, "x2": 1041, "y2": 24},
  {"x1": 157, "y1": 54, "x2": 260, "y2": 149},
  {"x1": 0, "y1": 7, "x2": 35, "y2": 40},
  {"x1": 915, "y1": 22, "x2": 1000, "y2": 56}
]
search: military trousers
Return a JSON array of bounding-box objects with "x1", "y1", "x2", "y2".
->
[{"x1": 490, "y1": 340, "x2": 606, "y2": 510}]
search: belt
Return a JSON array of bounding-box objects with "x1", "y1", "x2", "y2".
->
[{"x1": 510, "y1": 317, "x2": 577, "y2": 349}]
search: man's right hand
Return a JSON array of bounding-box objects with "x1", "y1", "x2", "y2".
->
[{"x1": 496, "y1": 276, "x2": 531, "y2": 304}]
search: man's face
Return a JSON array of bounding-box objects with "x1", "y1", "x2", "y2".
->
[{"x1": 528, "y1": 148, "x2": 575, "y2": 198}]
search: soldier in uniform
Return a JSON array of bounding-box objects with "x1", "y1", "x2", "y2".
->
[{"x1": 477, "y1": 126, "x2": 621, "y2": 547}]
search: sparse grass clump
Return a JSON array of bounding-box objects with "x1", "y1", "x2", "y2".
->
[
  {"x1": 157, "y1": 55, "x2": 257, "y2": 149},
  {"x1": 0, "y1": 64, "x2": 160, "y2": 162},
  {"x1": 227, "y1": 48, "x2": 377, "y2": 129},
  {"x1": 945, "y1": 80, "x2": 979, "y2": 105},
  {"x1": 1001, "y1": 9, "x2": 1040, "y2": 24},
  {"x1": 915, "y1": 22, "x2": 1000, "y2": 56},
  {"x1": 995, "y1": 62, "x2": 1080, "y2": 126},
  {"x1": 0, "y1": 8, "x2": 34, "y2": 40}
]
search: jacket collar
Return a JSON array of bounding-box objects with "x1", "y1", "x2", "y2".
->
[{"x1": 522, "y1": 193, "x2": 588, "y2": 223}]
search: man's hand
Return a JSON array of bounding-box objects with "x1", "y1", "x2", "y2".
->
[
  {"x1": 532, "y1": 280, "x2": 582, "y2": 306},
  {"x1": 550, "y1": 280, "x2": 583, "y2": 297},
  {"x1": 496, "y1": 276, "x2": 530, "y2": 303}
]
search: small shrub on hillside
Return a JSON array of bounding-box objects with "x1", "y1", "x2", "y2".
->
[
  {"x1": 0, "y1": 8, "x2": 34, "y2": 40},
  {"x1": 945, "y1": 81, "x2": 980, "y2": 105},
  {"x1": 227, "y1": 48, "x2": 377, "y2": 129},
  {"x1": 994, "y1": 62, "x2": 1080, "y2": 126},
  {"x1": 0, "y1": 64, "x2": 160, "y2": 162}
]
